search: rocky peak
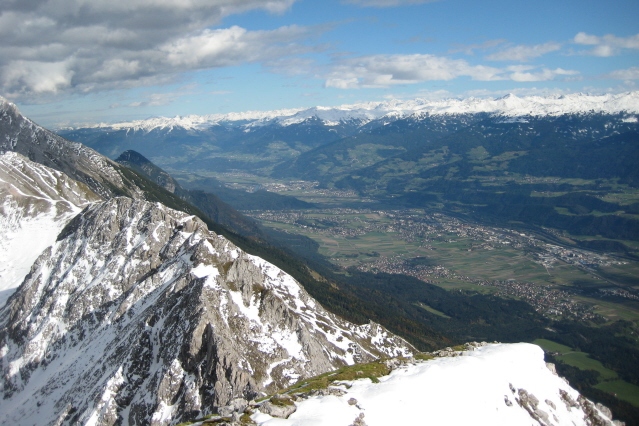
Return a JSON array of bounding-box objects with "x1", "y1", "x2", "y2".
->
[{"x1": 0, "y1": 196, "x2": 413, "y2": 425}]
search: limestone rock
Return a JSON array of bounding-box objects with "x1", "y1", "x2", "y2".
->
[{"x1": 259, "y1": 400, "x2": 297, "y2": 419}]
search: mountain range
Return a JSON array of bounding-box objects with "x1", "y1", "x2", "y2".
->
[
  {"x1": 0, "y1": 94, "x2": 635, "y2": 425},
  {"x1": 59, "y1": 92, "x2": 639, "y2": 245},
  {"x1": 64, "y1": 92, "x2": 639, "y2": 133}
]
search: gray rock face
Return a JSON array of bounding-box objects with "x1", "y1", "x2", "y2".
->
[{"x1": 0, "y1": 197, "x2": 414, "y2": 426}]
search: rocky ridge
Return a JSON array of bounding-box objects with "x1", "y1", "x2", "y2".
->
[
  {"x1": 0, "y1": 96, "x2": 141, "y2": 200},
  {"x1": 0, "y1": 196, "x2": 414, "y2": 426}
]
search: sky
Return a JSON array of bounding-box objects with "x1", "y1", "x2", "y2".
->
[{"x1": 2, "y1": 0, "x2": 638, "y2": 127}]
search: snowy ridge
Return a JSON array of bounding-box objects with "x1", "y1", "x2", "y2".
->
[
  {"x1": 0, "y1": 96, "x2": 146, "y2": 200},
  {"x1": 251, "y1": 343, "x2": 621, "y2": 426},
  {"x1": 0, "y1": 197, "x2": 413, "y2": 426},
  {"x1": 0, "y1": 152, "x2": 100, "y2": 306},
  {"x1": 72, "y1": 91, "x2": 639, "y2": 132}
]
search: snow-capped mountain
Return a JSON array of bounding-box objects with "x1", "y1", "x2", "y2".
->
[
  {"x1": 0, "y1": 196, "x2": 413, "y2": 425},
  {"x1": 251, "y1": 343, "x2": 623, "y2": 426},
  {"x1": 71, "y1": 91, "x2": 639, "y2": 133},
  {"x1": 0, "y1": 152, "x2": 101, "y2": 306}
]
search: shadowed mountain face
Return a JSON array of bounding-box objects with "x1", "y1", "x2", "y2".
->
[{"x1": 0, "y1": 97, "x2": 140, "y2": 200}]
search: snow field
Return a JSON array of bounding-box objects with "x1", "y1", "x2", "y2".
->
[{"x1": 252, "y1": 343, "x2": 613, "y2": 426}]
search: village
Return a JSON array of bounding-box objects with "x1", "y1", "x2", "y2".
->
[{"x1": 247, "y1": 207, "x2": 632, "y2": 321}]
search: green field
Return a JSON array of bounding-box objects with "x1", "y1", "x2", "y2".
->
[
  {"x1": 415, "y1": 302, "x2": 452, "y2": 318},
  {"x1": 557, "y1": 352, "x2": 619, "y2": 380},
  {"x1": 595, "y1": 381, "x2": 639, "y2": 407},
  {"x1": 533, "y1": 338, "x2": 573, "y2": 353},
  {"x1": 253, "y1": 205, "x2": 639, "y2": 324}
]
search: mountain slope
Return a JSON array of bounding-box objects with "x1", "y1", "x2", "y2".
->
[
  {"x1": 0, "y1": 151, "x2": 101, "y2": 306},
  {"x1": 0, "y1": 197, "x2": 413, "y2": 426},
  {"x1": 0, "y1": 96, "x2": 145, "y2": 200}
]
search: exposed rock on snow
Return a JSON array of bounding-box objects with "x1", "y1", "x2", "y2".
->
[{"x1": 0, "y1": 197, "x2": 413, "y2": 426}]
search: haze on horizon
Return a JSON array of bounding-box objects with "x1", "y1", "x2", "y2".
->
[{"x1": 1, "y1": 0, "x2": 637, "y2": 127}]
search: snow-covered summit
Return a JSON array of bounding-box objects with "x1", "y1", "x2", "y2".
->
[{"x1": 73, "y1": 91, "x2": 639, "y2": 133}]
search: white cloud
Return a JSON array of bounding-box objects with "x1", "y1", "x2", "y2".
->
[
  {"x1": 1, "y1": 59, "x2": 75, "y2": 95},
  {"x1": 604, "y1": 67, "x2": 639, "y2": 80},
  {"x1": 508, "y1": 67, "x2": 579, "y2": 82},
  {"x1": 573, "y1": 32, "x2": 639, "y2": 57},
  {"x1": 343, "y1": 0, "x2": 440, "y2": 7},
  {"x1": 485, "y1": 42, "x2": 562, "y2": 62},
  {"x1": 160, "y1": 25, "x2": 316, "y2": 69},
  {"x1": 0, "y1": 0, "x2": 303, "y2": 100},
  {"x1": 324, "y1": 54, "x2": 505, "y2": 89},
  {"x1": 322, "y1": 54, "x2": 582, "y2": 89}
]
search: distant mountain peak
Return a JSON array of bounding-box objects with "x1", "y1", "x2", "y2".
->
[
  {"x1": 115, "y1": 149, "x2": 153, "y2": 165},
  {"x1": 67, "y1": 91, "x2": 639, "y2": 133}
]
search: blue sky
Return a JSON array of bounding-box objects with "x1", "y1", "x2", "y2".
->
[{"x1": 2, "y1": 0, "x2": 638, "y2": 127}]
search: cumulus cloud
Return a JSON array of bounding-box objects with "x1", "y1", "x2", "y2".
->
[
  {"x1": 343, "y1": 0, "x2": 440, "y2": 7},
  {"x1": 323, "y1": 54, "x2": 505, "y2": 89},
  {"x1": 485, "y1": 42, "x2": 562, "y2": 62},
  {"x1": 507, "y1": 67, "x2": 579, "y2": 82},
  {"x1": 0, "y1": 0, "x2": 305, "y2": 100},
  {"x1": 1, "y1": 59, "x2": 75, "y2": 94},
  {"x1": 573, "y1": 32, "x2": 639, "y2": 56}
]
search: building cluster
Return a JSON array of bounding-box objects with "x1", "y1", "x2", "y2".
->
[
  {"x1": 355, "y1": 255, "x2": 599, "y2": 321},
  {"x1": 247, "y1": 207, "x2": 633, "y2": 322}
]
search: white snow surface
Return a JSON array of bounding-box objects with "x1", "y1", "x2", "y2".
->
[
  {"x1": 77, "y1": 91, "x2": 639, "y2": 132},
  {"x1": 0, "y1": 152, "x2": 99, "y2": 306},
  {"x1": 252, "y1": 343, "x2": 615, "y2": 426}
]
